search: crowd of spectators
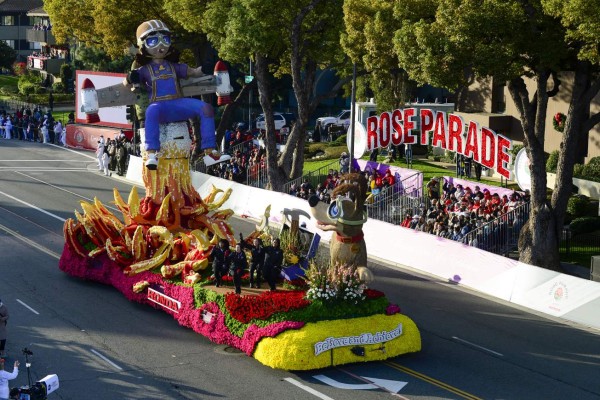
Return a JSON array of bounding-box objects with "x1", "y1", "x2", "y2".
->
[
  {"x1": 0, "y1": 106, "x2": 67, "y2": 145},
  {"x1": 400, "y1": 178, "x2": 530, "y2": 244},
  {"x1": 205, "y1": 125, "x2": 267, "y2": 184},
  {"x1": 32, "y1": 22, "x2": 52, "y2": 30}
]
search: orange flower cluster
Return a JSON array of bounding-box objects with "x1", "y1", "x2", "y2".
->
[{"x1": 225, "y1": 290, "x2": 311, "y2": 324}]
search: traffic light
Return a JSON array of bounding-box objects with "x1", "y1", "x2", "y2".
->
[
  {"x1": 125, "y1": 105, "x2": 135, "y2": 123},
  {"x1": 66, "y1": 78, "x2": 74, "y2": 93}
]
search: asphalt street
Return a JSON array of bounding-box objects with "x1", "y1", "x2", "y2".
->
[{"x1": 0, "y1": 139, "x2": 599, "y2": 400}]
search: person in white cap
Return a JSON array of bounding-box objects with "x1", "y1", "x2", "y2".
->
[{"x1": 96, "y1": 135, "x2": 106, "y2": 171}]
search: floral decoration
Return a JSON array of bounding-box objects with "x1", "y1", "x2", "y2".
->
[
  {"x1": 304, "y1": 262, "x2": 366, "y2": 303},
  {"x1": 253, "y1": 313, "x2": 421, "y2": 370},
  {"x1": 225, "y1": 290, "x2": 311, "y2": 324}
]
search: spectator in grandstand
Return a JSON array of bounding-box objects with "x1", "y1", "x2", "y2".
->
[
  {"x1": 427, "y1": 177, "x2": 440, "y2": 200},
  {"x1": 382, "y1": 169, "x2": 396, "y2": 188},
  {"x1": 400, "y1": 214, "x2": 413, "y2": 228},
  {"x1": 370, "y1": 171, "x2": 384, "y2": 195}
]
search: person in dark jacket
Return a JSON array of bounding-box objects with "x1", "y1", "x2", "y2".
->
[
  {"x1": 211, "y1": 239, "x2": 230, "y2": 287},
  {"x1": 263, "y1": 238, "x2": 284, "y2": 291},
  {"x1": 240, "y1": 235, "x2": 265, "y2": 288},
  {"x1": 228, "y1": 244, "x2": 248, "y2": 294}
]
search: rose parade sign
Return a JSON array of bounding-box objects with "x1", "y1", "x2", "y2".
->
[{"x1": 351, "y1": 107, "x2": 513, "y2": 179}]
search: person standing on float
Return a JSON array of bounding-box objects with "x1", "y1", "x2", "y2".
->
[{"x1": 125, "y1": 20, "x2": 225, "y2": 169}]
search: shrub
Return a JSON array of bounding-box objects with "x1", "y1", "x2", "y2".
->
[
  {"x1": 12, "y1": 62, "x2": 27, "y2": 76},
  {"x1": 569, "y1": 217, "x2": 600, "y2": 235},
  {"x1": 510, "y1": 143, "x2": 524, "y2": 158},
  {"x1": 567, "y1": 195, "x2": 589, "y2": 218},
  {"x1": 52, "y1": 82, "x2": 65, "y2": 93},
  {"x1": 18, "y1": 72, "x2": 42, "y2": 95},
  {"x1": 573, "y1": 163, "x2": 584, "y2": 178},
  {"x1": 581, "y1": 162, "x2": 600, "y2": 183},
  {"x1": 331, "y1": 133, "x2": 347, "y2": 147},
  {"x1": 546, "y1": 150, "x2": 559, "y2": 172}
]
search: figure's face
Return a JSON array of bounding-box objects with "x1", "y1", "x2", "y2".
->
[{"x1": 144, "y1": 32, "x2": 171, "y2": 59}]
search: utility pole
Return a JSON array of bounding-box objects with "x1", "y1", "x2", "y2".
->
[
  {"x1": 349, "y1": 62, "x2": 357, "y2": 173},
  {"x1": 248, "y1": 59, "x2": 252, "y2": 131}
]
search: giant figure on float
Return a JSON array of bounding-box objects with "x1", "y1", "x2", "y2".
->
[{"x1": 127, "y1": 19, "x2": 230, "y2": 169}]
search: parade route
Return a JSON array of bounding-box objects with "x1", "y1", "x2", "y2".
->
[{"x1": 1, "y1": 140, "x2": 599, "y2": 399}]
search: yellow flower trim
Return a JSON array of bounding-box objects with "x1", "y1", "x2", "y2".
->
[{"x1": 253, "y1": 313, "x2": 421, "y2": 370}]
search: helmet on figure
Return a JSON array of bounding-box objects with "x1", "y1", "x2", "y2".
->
[{"x1": 136, "y1": 20, "x2": 171, "y2": 47}]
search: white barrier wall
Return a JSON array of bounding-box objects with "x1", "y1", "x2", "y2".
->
[{"x1": 127, "y1": 157, "x2": 600, "y2": 331}]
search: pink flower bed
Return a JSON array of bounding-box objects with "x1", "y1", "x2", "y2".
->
[{"x1": 59, "y1": 242, "x2": 304, "y2": 356}]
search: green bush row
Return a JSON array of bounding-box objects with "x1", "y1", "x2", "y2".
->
[
  {"x1": 547, "y1": 152, "x2": 600, "y2": 183},
  {"x1": 569, "y1": 216, "x2": 600, "y2": 235}
]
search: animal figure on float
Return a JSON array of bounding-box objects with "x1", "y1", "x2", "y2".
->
[{"x1": 308, "y1": 172, "x2": 374, "y2": 283}]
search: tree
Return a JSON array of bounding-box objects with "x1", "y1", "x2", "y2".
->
[
  {"x1": 341, "y1": 0, "x2": 420, "y2": 111},
  {"x1": 0, "y1": 41, "x2": 17, "y2": 70},
  {"x1": 197, "y1": 0, "x2": 353, "y2": 190},
  {"x1": 386, "y1": 0, "x2": 600, "y2": 270}
]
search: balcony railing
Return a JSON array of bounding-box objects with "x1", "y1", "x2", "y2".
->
[
  {"x1": 26, "y1": 29, "x2": 56, "y2": 45},
  {"x1": 27, "y1": 56, "x2": 66, "y2": 75}
]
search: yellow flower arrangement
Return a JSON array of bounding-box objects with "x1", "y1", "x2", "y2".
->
[{"x1": 253, "y1": 313, "x2": 421, "y2": 370}]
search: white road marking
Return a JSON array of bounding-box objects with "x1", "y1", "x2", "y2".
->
[
  {"x1": 0, "y1": 222, "x2": 61, "y2": 259},
  {"x1": 53, "y1": 145, "x2": 97, "y2": 159},
  {"x1": 90, "y1": 349, "x2": 123, "y2": 371},
  {"x1": 313, "y1": 374, "x2": 408, "y2": 392},
  {"x1": 452, "y1": 336, "x2": 504, "y2": 357},
  {"x1": 16, "y1": 299, "x2": 40, "y2": 315},
  {"x1": 0, "y1": 167, "x2": 89, "y2": 171},
  {"x1": 0, "y1": 160, "x2": 92, "y2": 162},
  {"x1": 284, "y1": 377, "x2": 335, "y2": 400},
  {"x1": 0, "y1": 190, "x2": 66, "y2": 222},
  {"x1": 14, "y1": 171, "x2": 122, "y2": 213}
]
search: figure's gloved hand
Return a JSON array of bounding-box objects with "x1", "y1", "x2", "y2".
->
[{"x1": 127, "y1": 70, "x2": 141, "y2": 92}]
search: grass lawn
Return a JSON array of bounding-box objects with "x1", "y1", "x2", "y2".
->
[{"x1": 0, "y1": 75, "x2": 19, "y2": 91}]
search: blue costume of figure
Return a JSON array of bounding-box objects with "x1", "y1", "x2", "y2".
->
[{"x1": 137, "y1": 60, "x2": 216, "y2": 152}]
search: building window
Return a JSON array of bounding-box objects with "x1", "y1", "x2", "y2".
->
[
  {"x1": 2, "y1": 16, "x2": 15, "y2": 26},
  {"x1": 2, "y1": 40, "x2": 15, "y2": 49}
]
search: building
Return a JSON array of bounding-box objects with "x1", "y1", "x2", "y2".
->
[
  {"x1": 456, "y1": 74, "x2": 600, "y2": 163},
  {"x1": 0, "y1": 0, "x2": 43, "y2": 61},
  {"x1": 25, "y1": 6, "x2": 69, "y2": 82}
]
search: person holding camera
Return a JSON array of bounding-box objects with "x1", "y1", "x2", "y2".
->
[{"x1": 0, "y1": 358, "x2": 19, "y2": 400}]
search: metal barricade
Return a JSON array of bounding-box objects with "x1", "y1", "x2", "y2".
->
[
  {"x1": 461, "y1": 202, "x2": 530, "y2": 256},
  {"x1": 365, "y1": 180, "x2": 428, "y2": 225},
  {"x1": 283, "y1": 159, "x2": 340, "y2": 194}
]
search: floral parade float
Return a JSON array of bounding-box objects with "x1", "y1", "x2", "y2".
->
[{"x1": 61, "y1": 20, "x2": 420, "y2": 371}]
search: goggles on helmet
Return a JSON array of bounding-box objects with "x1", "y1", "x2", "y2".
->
[{"x1": 144, "y1": 32, "x2": 171, "y2": 48}]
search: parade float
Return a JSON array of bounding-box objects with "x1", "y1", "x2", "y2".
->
[{"x1": 59, "y1": 20, "x2": 420, "y2": 371}]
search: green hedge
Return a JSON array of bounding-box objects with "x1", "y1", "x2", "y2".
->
[
  {"x1": 567, "y1": 195, "x2": 590, "y2": 218},
  {"x1": 569, "y1": 217, "x2": 600, "y2": 235}
]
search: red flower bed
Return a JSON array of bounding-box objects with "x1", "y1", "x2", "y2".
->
[
  {"x1": 225, "y1": 290, "x2": 311, "y2": 323},
  {"x1": 364, "y1": 289, "x2": 385, "y2": 299}
]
